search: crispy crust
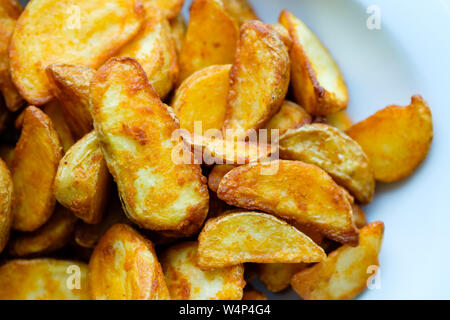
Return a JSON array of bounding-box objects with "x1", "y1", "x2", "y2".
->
[
  {"x1": 0, "y1": 158, "x2": 13, "y2": 252},
  {"x1": 208, "y1": 164, "x2": 235, "y2": 192}
]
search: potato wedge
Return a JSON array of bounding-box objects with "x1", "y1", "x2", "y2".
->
[
  {"x1": 0, "y1": 0, "x2": 23, "y2": 111},
  {"x1": 162, "y1": 241, "x2": 245, "y2": 300},
  {"x1": 208, "y1": 164, "x2": 235, "y2": 192},
  {"x1": 243, "y1": 286, "x2": 267, "y2": 300},
  {"x1": 265, "y1": 100, "x2": 312, "y2": 139},
  {"x1": 7, "y1": 205, "x2": 77, "y2": 257},
  {"x1": 223, "y1": 20, "x2": 290, "y2": 138},
  {"x1": 279, "y1": 124, "x2": 375, "y2": 204},
  {"x1": 0, "y1": 158, "x2": 13, "y2": 252},
  {"x1": 11, "y1": 106, "x2": 62, "y2": 231},
  {"x1": 46, "y1": 64, "x2": 94, "y2": 139},
  {"x1": 173, "y1": 64, "x2": 231, "y2": 134},
  {"x1": 0, "y1": 258, "x2": 89, "y2": 300},
  {"x1": 197, "y1": 211, "x2": 326, "y2": 268},
  {"x1": 222, "y1": 0, "x2": 258, "y2": 26},
  {"x1": 346, "y1": 95, "x2": 433, "y2": 182},
  {"x1": 145, "y1": 0, "x2": 184, "y2": 19},
  {"x1": 352, "y1": 203, "x2": 367, "y2": 229},
  {"x1": 91, "y1": 57, "x2": 209, "y2": 235},
  {"x1": 178, "y1": 0, "x2": 239, "y2": 83},
  {"x1": 54, "y1": 131, "x2": 111, "y2": 224},
  {"x1": 89, "y1": 224, "x2": 170, "y2": 300},
  {"x1": 327, "y1": 110, "x2": 353, "y2": 131},
  {"x1": 10, "y1": 0, "x2": 145, "y2": 105},
  {"x1": 43, "y1": 100, "x2": 75, "y2": 153},
  {"x1": 217, "y1": 160, "x2": 359, "y2": 244},
  {"x1": 270, "y1": 23, "x2": 293, "y2": 50},
  {"x1": 291, "y1": 221, "x2": 384, "y2": 300},
  {"x1": 280, "y1": 10, "x2": 348, "y2": 116},
  {"x1": 169, "y1": 14, "x2": 186, "y2": 55},
  {"x1": 258, "y1": 263, "x2": 306, "y2": 293},
  {"x1": 118, "y1": 5, "x2": 178, "y2": 100}
]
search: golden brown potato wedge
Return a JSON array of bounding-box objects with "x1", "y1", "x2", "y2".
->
[
  {"x1": 258, "y1": 263, "x2": 305, "y2": 293},
  {"x1": 162, "y1": 241, "x2": 245, "y2": 300},
  {"x1": 0, "y1": 144, "x2": 14, "y2": 168},
  {"x1": 352, "y1": 203, "x2": 367, "y2": 229},
  {"x1": 279, "y1": 124, "x2": 375, "y2": 204},
  {"x1": 208, "y1": 164, "x2": 235, "y2": 192},
  {"x1": 11, "y1": 106, "x2": 62, "y2": 231},
  {"x1": 346, "y1": 95, "x2": 433, "y2": 182},
  {"x1": 197, "y1": 211, "x2": 326, "y2": 268},
  {"x1": 217, "y1": 160, "x2": 359, "y2": 244},
  {"x1": 118, "y1": 5, "x2": 178, "y2": 100},
  {"x1": 327, "y1": 110, "x2": 353, "y2": 131},
  {"x1": 7, "y1": 205, "x2": 77, "y2": 257},
  {"x1": 10, "y1": 0, "x2": 145, "y2": 105},
  {"x1": 0, "y1": 0, "x2": 23, "y2": 111},
  {"x1": 291, "y1": 221, "x2": 384, "y2": 300},
  {"x1": 173, "y1": 64, "x2": 231, "y2": 134},
  {"x1": 89, "y1": 224, "x2": 170, "y2": 300},
  {"x1": 0, "y1": 158, "x2": 13, "y2": 252},
  {"x1": 280, "y1": 10, "x2": 348, "y2": 116},
  {"x1": 270, "y1": 23, "x2": 293, "y2": 50},
  {"x1": 54, "y1": 131, "x2": 111, "y2": 224},
  {"x1": 169, "y1": 14, "x2": 186, "y2": 55},
  {"x1": 43, "y1": 100, "x2": 75, "y2": 153},
  {"x1": 145, "y1": 0, "x2": 184, "y2": 19},
  {"x1": 0, "y1": 258, "x2": 89, "y2": 300},
  {"x1": 91, "y1": 57, "x2": 209, "y2": 235},
  {"x1": 242, "y1": 286, "x2": 267, "y2": 300},
  {"x1": 222, "y1": 0, "x2": 258, "y2": 26},
  {"x1": 265, "y1": 100, "x2": 312, "y2": 139},
  {"x1": 223, "y1": 20, "x2": 290, "y2": 138},
  {"x1": 178, "y1": 0, "x2": 239, "y2": 83},
  {"x1": 46, "y1": 64, "x2": 94, "y2": 139}
]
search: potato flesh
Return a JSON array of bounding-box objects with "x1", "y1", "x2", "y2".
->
[
  {"x1": 0, "y1": 259, "x2": 89, "y2": 300},
  {"x1": 217, "y1": 160, "x2": 359, "y2": 244},
  {"x1": 0, "y1": 158, "x2": 13, "y2": 252},
  {"x1": 162, "y1": 241, "x2": 245, "y2": 300},
  {"x1": 9, "y1": 0, "x2": 145, "y2": 105},
  {"x1": 197, "y1": 211, "x2": 326, "y2": 268},
  {"x1": 346, "y1": 95, "x2": 433, "y2": 182},
  {"x1": 89, "y1": 224, "x2": 170, "y2": 300},
  {"x1": 90, "y1": 57, "x2": 209, "y2": 235},
  {"x1": 291, "y1": 221, "x2": 384, "y2": 300}
]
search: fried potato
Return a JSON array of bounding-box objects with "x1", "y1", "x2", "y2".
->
[
  {"x1": 10, "y1": 0, "x2": 145, "y2": 105},
  {"x1": 43, "y1": 100, "x2": 75, "y2": 153},
  {"x1": 197, "y1": 211, "x2": 326, "y2": 268},
  {"x1": 327, "y1": 110, "x2": 353, "y2": 131},
  {"x1": 270, "y1": 23, "x2": 293, "y2": 50},
  {"x1": 89, "y1": 224, "x2": 170, "y2": 300},
  {"x1": 279, "y1": 124, "x2": 375, "y2": 204},
  {"x1": 91, "y1": 57, "x2": 209, "y2": 235},
  {"x1": 145, "y1": 0, "x2": 184, "y2": 19},
  {"x1": 280, "y1": 10, "x2": 348, "y2": 116},
  {"x1": 162, "y1": 241, "x2": 245, "y2": 300},
  {"x1": 346, "y1": 95, "x2": 433, "y2": 182},
  {"x1": 0, "y1": 158, "x2": 13, "y2": 252},
  {"x1": 46, "y1": 64, "x2": 94, "y2": 139},
  {"x1": 352, "y1": 203, "x2": 367, "y2": 229},
  {"x1": 222, "y1": 0, "x2": 258, "y2": 26},
  {"x1": 118, "y1": 5, "x2": 178, "y2": 100},
  {"x1": 223, "y1": 20, "x2": 290, "y2": 138},
  {"x1": 217, "y1": 160, "x2": 359, "y2": 244},
  {"x1": 7, "y1": 205, "x2": 77, "y2": 257},
  {"x1": 265, "y1": 100, "x2": 312, "y2": 139},
  {"x1": 243, "y1": 286, "x2": 267, "y2": 300},
  {"x1": 0, "y1": 0, "x2": 23, "y2": 111},
  {"x1": 208, "y1": 164, "x2": 235, "y2": 192},
  {"x1": 0, "y1": 258, "x2": 89, "y2": 300},
  {"x1": 54, "y1": 131, "x2": 111, "y2": 224},
  {"x1": 173, "y1": 64, "x2": 231, "y2": 134},
  {"x1": 169, "y1": 14, "x2": 186, "y2": 55},
  {"x1": 291, "y1": 221, "x2": 384, "y2": 300},
  {"x1": 258, "y1": 263, "x2": 306, "y2": 293},
  {"x1": 178, "y1": 0, "x2": 239, "y2": 83},
  {"x1": 11, "y1": 106, "x2": 62, "y2": 231},
  {"x1": 0, "y1": 144, "x2": 14, "y2": 168}
]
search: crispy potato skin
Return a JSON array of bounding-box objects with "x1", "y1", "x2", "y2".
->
[
  {"x1": 162, "y1": 241, "x2": 245, "y2": 300},
  {"x1": 327, "y1": 110, "x2": 353, "y2": 131},
  {"x1": 352, "y1": 203, "x2": 367, "y2": 229},
  {"x1": 258, "y1": 263, "x2": 305, "y2": 293},
  {"x1": 12, "y1": 106, "x2": 63, "y2": 231},
  {"x1": 46, "y1": 64, "x2": 95, "y2": 139},
  {"x1": 173, "y1": 64, "x2": 231, "y2": 134},
  {"x1": 0, "y1": 259, "x2": 89, "y2": 300},
  {"x1": 222, "y1": 0, "x2": 258, "y2": 27},
  {"x1": 43, "y1": 100, "x2": 75, "y2": 153},
  {"x1": 9, "y1": 0, "x2": 145, "y2": 105},
  {"x1": 178, "y1": 0, "x2": 239, "y2": 83},
  {"x1": 217, "y1": 160, "x2": 359, "y2": 245},
  {"x1": 0, "y1": 158, "x2": 13, "y2": 252},
  {"x1": 242, "y1": 287, "x2": 267, "y2": 300},
  {"x1": 291, "y1": 221, "x2": 384, "y2": 300},
  {"x1": 0, "y1": 0, "x2": 23, "y2": 111},
  {"x1": 223, "y1": 20, "x2": 290, "y2": 137},
  {"x1": 119, "y1": 5, "x2": 178, "y2": 100},
  {"x1": 280, "y1": 10, "x2": 348, "y2": 116},
  {"x1": 88, "y1": 224, "x2": 170, "y2": 300},
  {"x1": 90, "y1": 57, "x2": 209, "y2": 235},
  {"x1": 346, "y1": 95, "x2": 433, "y2": 182},
  {"x1": 265, "y1": 100, "x2": 312, "y2": 139},
  {"x1": 279, "y1": 124, "x2": 375, "y2": 204},
  {"x1": 54, "y1": 131, "x2": 111, "y2": 224},
  {"x1": 208, "y1": 164, "x2": 235, "y2": 193},
  {"x1": 169, "y1": 14, "x2": 186, "y2": 55},
  {"x1": 197, "y1": 211, "x2": 326, "y2": 268},
  {"x1": 144, "y1": 0, "x2": 184, "y2": 19},
  {"x1": 7, "y1": 205, "x2": 77, "y2": 257},
  {"x1": 270, "y1": 23, "x2": 293, "y2": 51}
]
